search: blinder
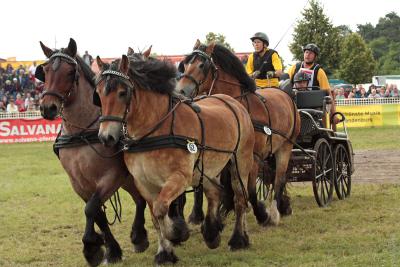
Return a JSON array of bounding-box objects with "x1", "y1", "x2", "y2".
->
[
  {"x1": 93, "y1": 91, "x2": 101, "y2": 107},
  {"x1": 35, "y1": 64, "x2": 46, "y2": 82}
]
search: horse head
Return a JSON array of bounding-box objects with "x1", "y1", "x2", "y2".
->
[
  {"x1": 38, "y1": 38, "x2": 80, "y2": 120},
  {"x1": 96, "y1": 55, "x2": 132, "y2": 147},
  {"x1": 176, "y1": 40, "x2": 217, "y2": 97}
]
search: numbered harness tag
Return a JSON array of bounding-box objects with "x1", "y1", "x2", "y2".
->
[
  {"x1": 187, "y1": 140, "x2": 198, "y2": 154},
  {"x1": 263, "y1": 126, "x2": 272, "y2": 135}
]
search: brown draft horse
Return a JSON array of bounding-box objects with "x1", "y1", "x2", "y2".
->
[
  {"x1": 176, "y1": 40, "x2": 300, "y2": 226},
  {"x1": 38, "y1": 38, "x2": 152, "y2": 266},
  {"x1": 95, "y1": 54, "x2": 254, "y2": 264}
]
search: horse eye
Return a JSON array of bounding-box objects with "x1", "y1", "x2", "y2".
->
[
  {"x1": 118, "y1": 91, "x2": 127, "y2": 98},
  {"x1": 198, "y1": 63, "x2": 204, "y2": 69}
]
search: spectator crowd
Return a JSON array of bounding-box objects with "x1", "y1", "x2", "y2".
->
[
  {"x1": 0, "y1": 62, "x2": 44, "y2": 113},
  {"x1": 334, "y1": 84, "x2": 399, "y2": 100}
]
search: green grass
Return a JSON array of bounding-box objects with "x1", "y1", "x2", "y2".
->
[
  {"x1": 347, "y1": 126, "x2": 400, "y2": 150},
  {"x1": 0, "y1": 128, "x2": 399, "y2": 266}
]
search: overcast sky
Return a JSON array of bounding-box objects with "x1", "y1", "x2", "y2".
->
[{"x1": 1, "y1": 0, "x2": 398, "y2": 64}]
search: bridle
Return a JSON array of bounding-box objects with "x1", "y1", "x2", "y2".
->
[
  {"x1": 40, "y1": 51, "x2": 80, "y2": 106},
  {"x1": 97, "y1": 69, "x2": 134, "y2": 136},
  {"x1": 179, "y1": 49, "x2": 218, "y2": 98}
]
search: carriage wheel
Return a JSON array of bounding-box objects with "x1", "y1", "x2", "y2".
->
[
  {"x1": 256, "y1": 176, "x2": 271, "y2": 201},
  {"x1": 312, "y1": 138, "x2": 334, "y2": 207},
  {"x1": 334, "y1": 144, "x2": 351, "y2": 199}
]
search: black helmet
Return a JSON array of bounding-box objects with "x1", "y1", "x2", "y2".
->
[
  {"x1": 303, "y1": 43, "x2": 320, "y2": 56},
  {"x1": 293, "y1": 71, "x2": 310, "y2": 83},
  {"x1": 250, "y1": 32, "x2": 269, "y2": 46}
]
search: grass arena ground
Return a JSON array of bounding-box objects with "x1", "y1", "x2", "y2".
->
[{"x1": 0, "y1": 126, "x2": 399, "y2": 266}]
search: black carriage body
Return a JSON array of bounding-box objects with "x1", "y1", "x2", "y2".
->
[{"x1": 257, "y1": 89, "x2": 355, "y2": 206}]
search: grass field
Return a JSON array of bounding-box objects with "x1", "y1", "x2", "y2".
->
[{"x1": 0, "y1": 127, "x2": 399, "y2": 266}]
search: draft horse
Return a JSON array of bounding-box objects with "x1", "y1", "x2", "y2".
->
[
  {"x1": 177, "y1": 40, "x2": 300, "y2": 225},
  {"x1": 95, "y1": 54, "x2": 255, "y2": 264},
  {"x1": 38, "y1": 38, "x2": 151, "y2": 266}
]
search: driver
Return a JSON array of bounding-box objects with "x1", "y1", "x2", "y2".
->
[
  {"x1": 289, "y1": 43, "x2": 338, "y2": 127},
  {"x1": 246, "y1": 32, "x2": 283, "y2": 88}
]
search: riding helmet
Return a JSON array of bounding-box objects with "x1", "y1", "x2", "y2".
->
[
  {"x1": 250, "y1": 32, "x2": 269, "y2": 46},
  {"x1": 303, "y1": 43, "x2": 320, "y2": 56}
]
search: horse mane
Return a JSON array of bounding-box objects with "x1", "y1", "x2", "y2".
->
[
  {"x1": 100, "y1": 57, "x2": 177, "y2": 95},
  {"x1": 184, "y1": 43, "x2": 256, "y2": 92}
]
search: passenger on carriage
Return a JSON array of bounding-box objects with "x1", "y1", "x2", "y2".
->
[
  {"x1": 245, "y1": 32, "x2": 283, "y2": 88},
  {"x1": 288, "y1": 43, "x2": 338, "y2": 127}
]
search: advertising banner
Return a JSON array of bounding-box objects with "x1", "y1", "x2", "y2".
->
[
  {"x1": 0, "y1": 118, "x2": 61, "y2": 144},
  {"x1": 336, "y1": 104, "x2": 400, "y2": 128}
]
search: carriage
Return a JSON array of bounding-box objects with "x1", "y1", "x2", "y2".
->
[{"x1": 257, "y1": 89, "x2": 355, "y2": 207}]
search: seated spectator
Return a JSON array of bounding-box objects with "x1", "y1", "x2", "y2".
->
[
  {"x1": 378, "y1": 87, "x2": 387, "y2": 97},
  {"x1": 355, "y1": 84, "x2": 364, "y2": 98},
  {"x1": 336, "y1": 87, "x2": 345, "y2": 99},
  {"x1": 5, "y1": 64, "x2": 14, "y2": 75},
  {"x1": 0, "y1": 100, "x2": 6, "y2": 112},
  {"x1": 24, "y1": 92, "x2": 34, "y2": 110},
  {"x1": 368, "y1": 88, "x2": 381, "y2": 98},
  {"x1": 357, "y1": 87, "x2": 368, "y2": 98},
  {"x1": 392, "y1": 86, "x2": 399, "y2": 98},
  {"x1": 6, "y1": 98, "x2": 18, "y2": 113},
  {"x1": 14, "y1": 93, "x2": 25, "y2": 112},
  {"x1": 347, "y1": 91, "x2": 355, "y2": 99}
]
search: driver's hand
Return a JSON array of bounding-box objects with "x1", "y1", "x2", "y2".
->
[
  {"x1": 332, "y1": 116, "x2": 340, "y2": 125},
  {"x1": 251, "y1": 70, "x2": 260, "y2": 78}
]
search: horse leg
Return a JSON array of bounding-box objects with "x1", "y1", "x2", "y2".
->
[
  {"x1": 248, "y1": 158, "x2": 270, "y2": 226},
  {"x1": 121, "y1": 177, "x2": 149, "y2": 253},
  {"x1": 152, "y1": 212, "x2": 178, "y2": 265},
  {"x1": 82, "y1": 194, "x2": 105, "y2": 267},
  {"x1": 153, "y1": 173, "x2": 190, "y2": 247},
  {"x1": 84, "y1": 193, "x2": 122, "y2": 265},
  {"x1": 227, "y1": 158, "x2": 250, "y2": 250},
  {"x1": 188, "y1": 185, "x2": 205, "y2": 225},
  {"x1": 201, "y1": 178, "x2": 224, "y2": 249},
  {"x1": 269, "y1": 143, "x2": 293, "y2": 225}
]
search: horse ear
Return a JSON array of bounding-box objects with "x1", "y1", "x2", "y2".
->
[
  {"x1": 193, "y1": 39, "x2": 201, "y2": 50},
  {"x1": 127, "y1": 47, "x2": 134, "y2": 56},
  {"x1": 120, "y1": 55, "x2": 129, "y2": 74},
  {"x1": 40, "y1": 41, "x2": 53, "y2": 58},
  {"x1": 96, "y1": 56, "x2": 104, "y2": 70},
  {"x1": 143, "y1": 45, "x2": 152, "y2": 58},
  {"x1": 206, "y1": 42, "x2": 216, "y2": 55},
  {"x1": 67, "y1": 38, "x2": 77, "y2": 57}
]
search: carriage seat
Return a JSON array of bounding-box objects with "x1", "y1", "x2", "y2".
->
[{"x1": 295, "y1": 90, "x2": 328, "y2": 109}]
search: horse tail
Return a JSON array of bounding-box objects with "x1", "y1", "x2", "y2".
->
[{"x1": 219, "y1": 163, "x2": 235, "y2": 218}]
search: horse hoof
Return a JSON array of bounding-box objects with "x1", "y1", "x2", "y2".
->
[
  {"x1": 188, "y1": 211, "x2": 204, "y2": 225},
  {"x1": 83, "y1": 246, "x2": 105, "y2": 267},
  {"x1": 133, "y1": 239, "x2": 149, "y2": 253},
  {"x1": 169, "y1": 217, "x2": 190, "y2": 245},
  {"x1": 154, "y1": 250, "x2": 178, "y2": 265},
  {"x1": 267, "y1": 200, "x2": 281, "y2": 226},
  {"x1": 205, "y1": 234, "x2": 221, "y2": 249},
  {"x1": 131, "y1": 228, "x2": 149, "y2": 253},
  {"x1": 105, "y1": 243, "x2": 122, "y2": 264},
  {"x1": 279, "y1": 195, "x2": 292, "y2": 216},
  {"x1": 228, "y1": 231, "x2": 249, "y2": 251}
]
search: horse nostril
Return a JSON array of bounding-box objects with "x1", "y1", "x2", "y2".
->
[{"x1": 49, "y1": 104, "x2": 58, "y2": 115}]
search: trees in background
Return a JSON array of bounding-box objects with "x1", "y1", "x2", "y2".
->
[
  {"x1": 205, "y1": 32, "x2": 234, "y2": 52},
  {"x1": 337, "y1": 33, "x2": 376, "y2": 85},
  {"x1": 290, "y1": 0, "x2": 398, "y2": 81},
  {"x1": 289, "y1": 0, "x2": 341, "y2": 75},
  {"x1": 357, "y1": 12, "x2": 400, "y2": 75}
]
